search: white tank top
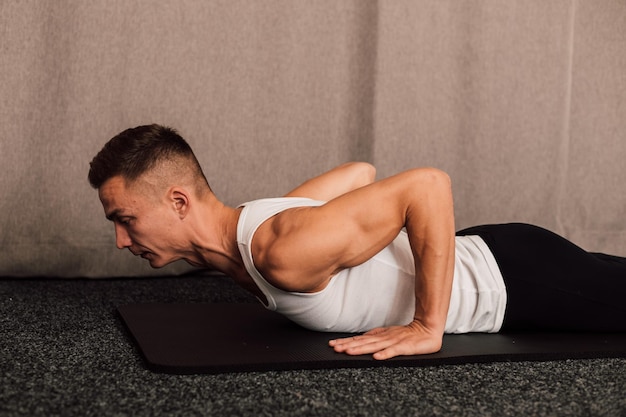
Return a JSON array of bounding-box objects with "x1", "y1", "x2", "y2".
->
[{"x1": 237, "y1": 198, "x2": 507, "y2": 334}]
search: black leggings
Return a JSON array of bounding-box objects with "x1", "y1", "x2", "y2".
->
[{"x1": 456, "y1": 223, "x2": 626, "y2": 332}]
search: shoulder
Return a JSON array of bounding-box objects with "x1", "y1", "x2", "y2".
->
[
  {"x1": 238, "y1": 198, "x2": 324, "y2": 240},
  {"x1": 250, "y1": 204, "x2": 340, "y2": 292}
]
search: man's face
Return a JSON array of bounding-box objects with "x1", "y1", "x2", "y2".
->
[{"x1": 98, "y1": 176, "x2": 182, "y2": 268}]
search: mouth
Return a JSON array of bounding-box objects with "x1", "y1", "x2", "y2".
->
[{"x1": 129, "y1": 248, "x2": 152, "y2": 259}]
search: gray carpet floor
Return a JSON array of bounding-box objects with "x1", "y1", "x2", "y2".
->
[{"x1": 1, "y1": 274, "x2": 625, "y2": 417}]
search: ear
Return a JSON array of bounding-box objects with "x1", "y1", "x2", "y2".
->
[{"x1": 169, "y1": 187, "x2": 191, "y2": 219}]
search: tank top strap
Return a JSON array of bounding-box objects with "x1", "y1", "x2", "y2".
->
[{"x1": 236, "y1": 198, "x2": 324, "y2": 310}]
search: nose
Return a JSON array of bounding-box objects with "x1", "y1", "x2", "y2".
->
[{"x1": 114, "y1": 223, "x2": 133, "y2": 249}]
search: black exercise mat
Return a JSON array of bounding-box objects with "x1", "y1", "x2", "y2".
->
[{"x1": 118, "y1": 303, "x2": 626, "y2": 374}]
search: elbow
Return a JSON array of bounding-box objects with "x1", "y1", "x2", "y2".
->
[
  {"x1": 414, "y1": 167, "x2": 451, "y2": 189},
  {"x1": 408, "y1": 167, "x2": 454, "y2": 207},
  {"x1": 345, "y1": 161, "x2": 376, "y2": 188},
  {"x1": 359, "y1": 162, "x2": 376, "y2": 184}
]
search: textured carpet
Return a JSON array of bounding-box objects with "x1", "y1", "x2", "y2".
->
[{"x1": 1, "y1": 274, "x2": 625, "y2": 417}]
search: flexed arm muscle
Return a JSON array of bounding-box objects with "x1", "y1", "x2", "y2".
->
[{"x1": 254, "y1": 167, "x2": 455, "y2": 358}]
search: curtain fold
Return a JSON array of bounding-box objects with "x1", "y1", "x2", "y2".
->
[{"x1": 1, "y1": 0, "x2": 624, "y2": 277}]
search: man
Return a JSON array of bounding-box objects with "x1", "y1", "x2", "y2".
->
[{"x1": 89, "y1": 125, "x2": 626, "y2": 360}]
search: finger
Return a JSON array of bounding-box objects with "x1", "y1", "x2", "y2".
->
[
  {"x1": 362, "y1": 327, "x2": 387, "y2": 336},
  {"x1": 331, "y1": 338, "x2": 392, "y2": 356},
  {"x1": 328, "y1": 334, "x2": 360, "y2": 348},
  {"x1": 328, "y1": 333, "x2": 376, "y2": 347},
  {"x1": 328, "y1": 326, "x2": 392, "y2": 347},
  {"x1": 329, "y1": 327, "x2": 395, "y2": 346},
  {"x1": 330, "y1": 331, "x2": 403, "y2": 355},
  {"x1": 372, "y1": 343, "x2": 411, "y2": 360},
  {"x1": 373, "y1": 336, "x2": 444, "y2": 360},
  {"x1": 343, "y1": 338, "x2": 398, "y2": 356},
  {"x1": 328, "y1": 335, "x2": 371, "y2": 352}
]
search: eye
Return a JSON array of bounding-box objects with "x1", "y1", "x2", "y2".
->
[{"x1": 117, "y1": 217, "x2": 133, "y2": 226}]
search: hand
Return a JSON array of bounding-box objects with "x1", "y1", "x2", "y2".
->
[{"x1": 328, "y1": 320, "x2": 443, "y2": 360}]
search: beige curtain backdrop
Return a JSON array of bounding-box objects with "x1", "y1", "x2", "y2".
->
[{"x1": 1, "y1": 0, "x2": 624, "y2": 277}]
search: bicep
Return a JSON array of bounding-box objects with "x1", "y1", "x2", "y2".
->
[
  {"x1": 284, "y1": 176, "x2": 410, "y2": 272},
  {"x1": 262, "y1": 181, "x2": 403, "y2": 291},
  {"x1": 295, "y1": 167, "x2": 453, "y2": 269},
  {"x1": 270, "y1": 167, "x2": 453, "y2": 290}
]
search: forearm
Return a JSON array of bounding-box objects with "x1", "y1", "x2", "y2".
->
[
  {"x1": 405, "y1": 169, "x2": 455, "y2": 335},
  {"x1": 411, "y1": 231, "x2": 455, "y2": 334},
  {"x1": 284, "y1": 162, "x2": 375, "y2": 201},
  {"x1": 325, "y1": 167, "x2": 455, "y2": 358}
]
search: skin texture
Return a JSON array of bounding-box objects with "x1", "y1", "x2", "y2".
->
[{"x1": 98, "y1": 162, "x2": 455, "y2": 359}]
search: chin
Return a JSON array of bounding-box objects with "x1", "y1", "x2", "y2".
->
[
  {"x1": 146, "y1": 257, "x2": 167, "y2": 268},
  {"x1": 150, "y1": 261, "x2": 172, "y2": 269},
  {"x1": 147, "y1": 255, "x2": 179, "y2": 269}
]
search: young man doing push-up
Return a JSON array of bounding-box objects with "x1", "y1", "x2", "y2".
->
[{"x1": 89, "y1": 124, "x2": 626, "y2": 360}]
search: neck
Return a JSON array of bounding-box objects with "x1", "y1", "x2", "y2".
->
[
  {"x1": 184, "y1": 196, "x2": 266, "y2": 301},
  {"x1": 185, "y1": 197, "x2": 245, "y2": 276}
]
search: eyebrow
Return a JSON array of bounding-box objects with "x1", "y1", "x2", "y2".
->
[{"x1": 105, "y1": 209, "x2": 124, "y2": 222}]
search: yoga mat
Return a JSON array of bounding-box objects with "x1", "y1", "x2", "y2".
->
[{"x1": 118, "y1": 303, "x2": 626, "y2": 374}]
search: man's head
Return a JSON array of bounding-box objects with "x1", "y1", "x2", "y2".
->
[
  {"x1": 89, "y1": 124, "x2": 211, "y2": 268},
  {"x1": 88, "y1": 124, "x2": 209, "y2": 194}
]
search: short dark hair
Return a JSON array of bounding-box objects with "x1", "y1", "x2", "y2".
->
[{"x1": 88, "y1": 124, "x2": 208, "y2": 190}]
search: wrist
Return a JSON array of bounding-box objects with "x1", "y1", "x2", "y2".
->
[{"x1": 412, "y1": 314, "x2": 445, "y2": 335}]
